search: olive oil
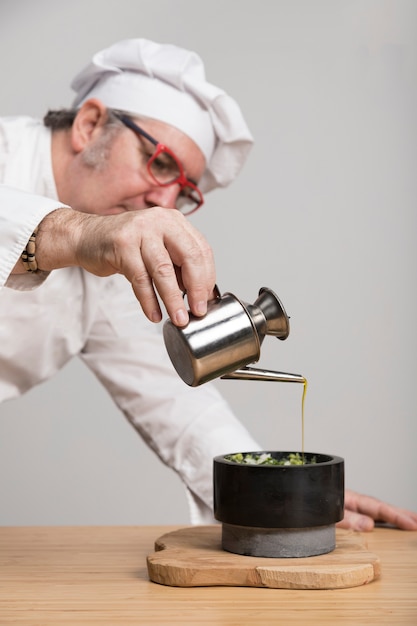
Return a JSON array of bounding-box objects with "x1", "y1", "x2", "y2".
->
[{"x1": 301, "y1": 378, "x2": 308, "y2": 462}]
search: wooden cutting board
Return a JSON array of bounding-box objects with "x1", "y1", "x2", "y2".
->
[{"x1": 147, "y1": 525, "x2": 381, "y2": 589}]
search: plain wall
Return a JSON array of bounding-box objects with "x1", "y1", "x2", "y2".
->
[{"x1": 0, "y1": 0, "x2": 416, "y2": 525}]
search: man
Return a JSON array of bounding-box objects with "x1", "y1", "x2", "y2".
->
[{"x1": 1, "y1": 38, "x2": 416, "y2": 530}]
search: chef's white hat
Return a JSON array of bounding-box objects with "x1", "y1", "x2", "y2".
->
[{"x1": 71, "y1": 38, "x2": 253, "y2": 193}]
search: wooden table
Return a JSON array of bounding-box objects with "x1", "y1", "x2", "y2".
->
[{"x1": 0, "y1": 525, "x2": 416, "y2": 625}]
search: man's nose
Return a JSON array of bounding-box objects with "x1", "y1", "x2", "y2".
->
[{"x1": 145, "y1": 184, "x2": 180, "y2": 210}]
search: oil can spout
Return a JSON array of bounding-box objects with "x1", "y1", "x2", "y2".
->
[{"x1": 221, "y1": 366, "x2": 305, "y2": 383}]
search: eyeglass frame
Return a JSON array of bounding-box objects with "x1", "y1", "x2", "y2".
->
[{"x1": 113, "y1": 113, "x2": 205, "y2": 215}]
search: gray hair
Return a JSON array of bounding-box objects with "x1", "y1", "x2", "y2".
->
[
  {"x1": 43, "y1": 107, "x2": 127, "y2": 129},
  {"x1": 44, "y1": 108, "x2": 129, "y2": 169}
]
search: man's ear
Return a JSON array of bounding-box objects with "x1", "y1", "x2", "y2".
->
[{"x1": 70, "y1": 99, "x2": 109, "y2": 153}]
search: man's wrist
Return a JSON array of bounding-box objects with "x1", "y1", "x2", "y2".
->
[{"x1": 33, "y1": 207, "x2": 83, "y2": 271}]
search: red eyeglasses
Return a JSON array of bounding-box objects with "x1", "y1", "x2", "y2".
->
[{"x1": 115, "y1": 114, "x2": 204, "y2": 215}]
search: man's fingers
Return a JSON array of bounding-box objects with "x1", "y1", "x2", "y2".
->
[
  {"x1": 129, "y1": 269, "x2": 163, "y2": 323},
  {"x1": 336, "y1": 510, "x2": 375, "y2": 532},
  {"x1": 160, "y1": 225, "x2": 215, "y2": 319},
  {"x1": 131, "y1": 263, "x2": 189, "y2": 326},
  {"x1": 343, "y1": 489, "x2": 417, "y2": 531},
  {"x1": 138, "y1": 211, "x2": 215, "y2": 323},
  {"x1": 74, "y1": 208, "x2": 216, "y2": 326}
]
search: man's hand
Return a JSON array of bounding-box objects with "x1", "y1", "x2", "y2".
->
[
  {"x1": 36, "y1": 207, "x2": 216, "y2": 326},
  {"x1": 337, "y1": 489, "x2": 417, "y2": 531}
]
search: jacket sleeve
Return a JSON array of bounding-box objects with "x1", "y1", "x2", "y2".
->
[
  {"x1": 0, "y1": 185, "x2": 65, "y2": 290},
  {"x1": 79, "y1": 274, "x2": 262, "y2": 517}
]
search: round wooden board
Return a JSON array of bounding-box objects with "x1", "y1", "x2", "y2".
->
[{"x1": 147, "y1": 525, "x2": 381, "y2": 589}]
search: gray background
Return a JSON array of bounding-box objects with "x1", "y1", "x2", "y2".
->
[{"x1": 1, "y1": 0, "x2": 416, "y2": 525}]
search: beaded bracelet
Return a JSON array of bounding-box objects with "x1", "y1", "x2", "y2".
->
[{"x1": 21, "y1": 226, "x2": 39, "y2": 272}]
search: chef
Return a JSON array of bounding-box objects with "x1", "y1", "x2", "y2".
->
[{"x1": 1, "y1": 38, "x2": 416, "y2": 531}]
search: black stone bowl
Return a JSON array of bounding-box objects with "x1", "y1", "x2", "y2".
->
[
  {"x1": 213, "y1": 451, "x2": 345, "y2": 557},
  {"x1": 214, "y1": 451, "x2": 344, "y2": 528}
]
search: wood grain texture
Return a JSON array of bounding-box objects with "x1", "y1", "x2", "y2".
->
[
  {"x1": 0, "y1": 525, "x2": 416, "y2": 625},
  {"x1": 147, "y1": 526, "x2": 380, "y2": 588}
]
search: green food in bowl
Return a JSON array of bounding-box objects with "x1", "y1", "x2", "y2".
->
[{"x1": 224, "y1": 452, "x2": 317, "y2": 466}]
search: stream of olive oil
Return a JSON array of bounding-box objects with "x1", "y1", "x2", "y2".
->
[{"x1": 301, "y1": 378, "x2": 308, "y2": 462}]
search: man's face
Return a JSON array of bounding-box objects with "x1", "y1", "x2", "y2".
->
[{"x1": 60, "y1": 115, "x2": 206, "y2": 216}]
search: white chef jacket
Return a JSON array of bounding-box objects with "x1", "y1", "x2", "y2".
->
[{"x1": 0, "y1": 116, "x2": 261, "y2": 523}]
